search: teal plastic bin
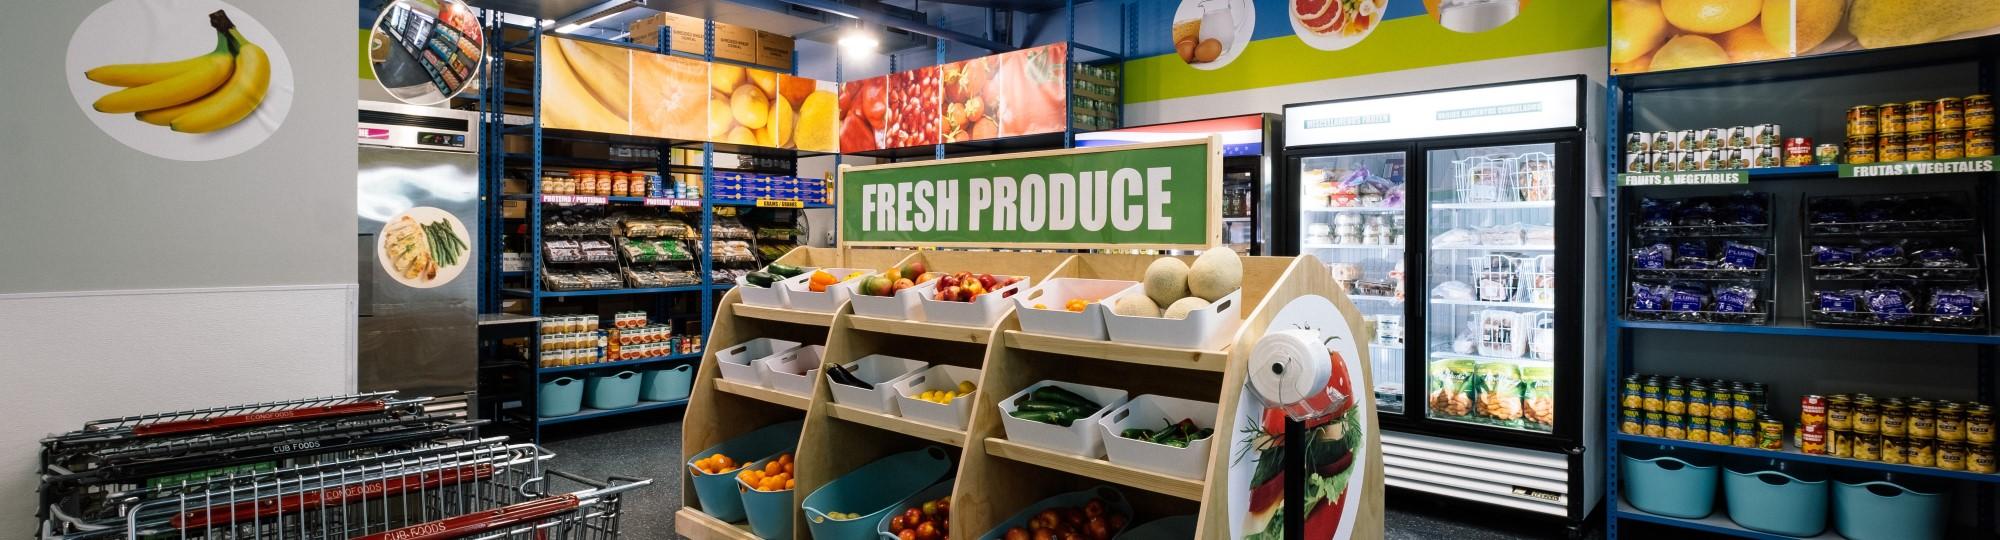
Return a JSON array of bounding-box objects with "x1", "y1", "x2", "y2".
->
[
  {"x1": 687, "y1": 420, "x2": 804, "y2": 523},
  {"x1": 1116, "y1": 515, "x2": 1196, "y2": 539},
  {"x1": 739, "y1": 454, "x2": 798, "y2": 540},
  {"x1": 875, "y1": 480, "x2": 955, "y2": 539},
  {"x1": 1834, "y1": 472, "x2": 1948, "y2": 540},
  {"x1": 1620, "y1": 444, "x2": 1719, "y2": 519},
  {"x1": 1723, "y1": 458, "x2": 1828, "y2": 537},
  {"x1": 803, "y1": 447, "x2": 954, "y2": 540},
  {"x1": 978, "y1": 486, "x2": 1134, "y2": 540},
  {"x1": 585, "y1": 370, "x2": 642, "y2": 410},
  {"x1": 538, "y1": 377, "x2": 584, "y2": 418},
  {"x1": 642, "y1": 364, "x2": 695, "y2": 402}
]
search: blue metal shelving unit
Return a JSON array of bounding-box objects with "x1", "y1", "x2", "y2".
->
[
  {"x1": 478, "y1": 10, "x2": 832, "y2": 442},
  {"x1": 1601, "y1": 36, "x2": 2000, "y2": 539}
]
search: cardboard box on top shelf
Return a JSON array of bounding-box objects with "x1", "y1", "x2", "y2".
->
[
  {"x1": 503, "y1": 177, "x2": 530, "y2": 194},
  {"x1": 755, "y1": 31, "x2": 794, "y2": 70},
  {"x1": 504, "y1": 134, "x2": 531, "y2": 154},
  {"x1": 711, "y1": 22, "x2": 757, "y2": 64},
  {"x1": 628, "y1": 11, "x2": 706, "y2": 55},
  {"x1": 503, "y1": 199, "x2": 527, "y2": 219}
]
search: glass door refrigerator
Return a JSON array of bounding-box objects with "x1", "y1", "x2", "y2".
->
[{"x1": 1280, "y1": 76, "x2": 1601, "y2": 529}]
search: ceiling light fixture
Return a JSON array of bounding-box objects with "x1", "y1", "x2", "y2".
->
[{"x1": 838, "y1": 22, "x2": 878, "y2": 56}]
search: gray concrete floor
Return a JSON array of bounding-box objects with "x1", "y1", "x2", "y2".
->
[{"x1": 539, "y1": 416, "x2": 1715, "y2": 539}]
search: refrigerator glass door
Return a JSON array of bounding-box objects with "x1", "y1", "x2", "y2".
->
[
  {"x1": 1422, "y1": 143, "x2": 1557, "y2": 434},
  {"x1": 1296, "y1": 151, "x2": 1409, "y2": 414}
]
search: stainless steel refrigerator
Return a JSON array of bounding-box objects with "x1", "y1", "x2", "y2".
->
[
  {"x1": 358, "y1": 100, "x2": 481, "y2": 402},
  {"x1": 1279, "y1": 77, "x2": 1603, "y2": 529}
]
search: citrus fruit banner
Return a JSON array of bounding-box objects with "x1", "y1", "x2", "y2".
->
[{"x1": 1613, "y1": 0, "x2": 2000, "y2": 75}]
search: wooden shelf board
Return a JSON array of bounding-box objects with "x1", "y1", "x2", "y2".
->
[
  {"x1": 1001, "y1": 330, "x2": 1229, "y2": 372},
  {"x1": 848, "y1": 315, "x2": 993, "y2": 344},
  {"x1": 825, "y1": 402, "x2": 967, "y2": 447},
  {"x1": 732, "y1": 304, "x2": 837, "y2": 326},
  {"x1": 713, "y1": 378, "x2": 810, "y2": 410},
  {"x1": 982, "y1": 437, "x2": 1205, "y2": 501},
  {"x1": 674, "y1": 507, "x2": 761, "y2": 540}
]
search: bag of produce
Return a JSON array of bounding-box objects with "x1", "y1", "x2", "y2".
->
[
  {"x1": 1521, "y1": 366, "x2": 1555, "y2": 431},
  {"x1": 1428, "y1": 359, "x2": 1475, "y2": 420},
  {"x1": 1475, "y1": 362, "x2": 1524, "y2": 428}
]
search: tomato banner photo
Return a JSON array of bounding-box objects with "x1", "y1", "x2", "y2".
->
[{"x1": 838, "y1": 138, "x2": 1222, "y2": 249}]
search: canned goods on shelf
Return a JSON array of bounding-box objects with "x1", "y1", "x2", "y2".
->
[
  {"x1": 1906, "y1": 131, "x2": 1934, "y2": 161},
  {"x1": 1848, "y1": 137, "x2": 1878, "y2": 164},
  {"x1": 1970, "y1": 404, "x2": 1994, "y2": 444},
  {"x1": 1621, "y1": 408, "x2": 1641, "y2": 434},
  {"x1": 1910, "y1": 400, "x2": 1936, "y2": 439},
  {"x1": 1783, "y1": 138, "x2": 1815, "y2": 167},
  {"x1": 1972, "y1": 444, "x2": 1996, "y2": 474},
  {"x1": 1627, "y1": 132, "x2": 1653, "y2": 153},
  {"x1": 1936, "y1": 130, "x2": 1964, "y2": 159},
  {"x1": 1802, "y1": 424, "x2": 1827, "y2": 455},
  {"x1": 1626, "y1": 152, "x2": 1649, "y2": 173},
  {"x1": 1855, "y1": 397, "x2": 1882, "y2": 434},
  {"x1": 1905, "y1": 100, "x2": 1935, "y2": 133},
  {"x1": 1939, "y1": 441, "x2": 1967, "y2": 471},
  {"x1": 1727, "y1": 126, "x2": 1751, "y2": 149},
  {"x1": 1665, "y1": 414, "x2": 1686, "y2": 440},
  {"x1": 1801, "y1": 395, "x2": 1828, "y2": 429},
  {"x1": 1680, "y1": 151, "x2": 1701, "y2": 172},
  {"x1": 1622, "y1": 376, "x2": 1642, "y2": 409},
  {"x1": 1855, "y1": 432, "x2": 1883, "y2": 461},
  {"x1": 1883, "y1": 436, "x2": 1907, "y2": 464},
  {"x1": 1828, "y1": 395, "x2": 1853, "y2": 431},
  {"x1": 1966, "y1": 94, "x2": 1993, "y2": 129},
  {"x1": 1879, "y1": 102, "x2": 1907, "y2": 134},
  {"x1": 1701, "y1": 128, "x2": 1726, "y2": 150},
  {"x1": 1688, "y1": 385, "x2": 1711, "y2": 418},
  {"x1": 1709, "y1": 424, "x2": 1733, "y2": 445},
  {"x1": 1879, "y1": 133, "x2": 1908, "y2": 162},
  {"x1": 1758, "y1": 417, "x2": 1784, "y2": 450},
  {"x1": 1968, "y1": 128, "x2": 1993, "y2": 157},
  {"x1": 1882, "y1": 399, "x2": 1908, "y2": 438},
  {"x1": 1755, "y1": 124, "x2": 1781, "y2": 146},
  {"x1": 1733, "y1": 420, "x2": 1758, "y2": 448},
  {"x1": 1642, "y1": 379, "x2": 1663, "y2": 413},
  {"x1": 1654, "y1": 130, "x2": 1677, "y2": 152},
  {"x1": 1909, "y1": 436, "x2": 1935, "y2": 467},
  {"x1": 1815, "y1": 143, "x2": 1842, "y2": 165},
  {"x1": 1938, "y1": 97, "x2": 1964, "y2": 130},
  {"x1": 1831, "y1": 429, "x2": 1853, "y2": 458},
  {"x1": 1665, "y1": 383, "x2": 1687, "y2": 415},
  {"x1": 1644, "y1": 411, "x2": 1665, "y2": 438},
  {"x1": 1689, "y1": 416, "x2": 1712, "y2": 442},
  {"x1": 1849, "y1": 105, "x2": 1879, "y2": 137},
  {"x1": 1938, "y1": 402, "x2": 1966, "y2": 442}
]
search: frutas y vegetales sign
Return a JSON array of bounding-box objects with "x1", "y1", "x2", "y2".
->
[{"x1": 838, "y1": 138, "x2": 1220, "y2": 248}]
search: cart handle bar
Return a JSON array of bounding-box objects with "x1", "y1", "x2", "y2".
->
[
  {"x1": 132, "y1": 402, "x2": 389, "y2": 438},
  {"x1": 171, "y1": 464, "x2": 496, "y2": 530},
  {"x1": 349, "y1": 495, "x2": 580, "y2": 540}
]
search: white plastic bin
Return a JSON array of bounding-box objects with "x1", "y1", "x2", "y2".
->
[
  {"x1": 735, "y1": 270, "x2": 799, "y2": 308},
  {"x1": 782, "y1": 268, "x2": 870, "y2": 313},
  {"x1": 915, "y1": 276, "x2": 1030, "y2": 327},
  {"x1": 756, "y1": 344, "x2": 825, "y2": 396},
  {"x1": 1098, "y1": 394, "x2": 1220, "y2": 480},
  {"x1": 827, "y1": 354, "x2": 929, "y2": 414},
  {"x1": 1012, "y1": 278, "x2": 1138, "y2": 341},
  {"x1": 997, "y1": 381, "x2": 1129, "y2": 459},
  {"x1": 717, "y1": 338, "x2": 802, "y2": 384},
  {"x1": 892, "y1": 364, "x2": 984, "y2": 430},
  {"x1": 1102, "y1": 288, "x2": 1244, "y2": 350},
  {"x1": 848, "y1": 272, "x2": 929, "y2": 320}
]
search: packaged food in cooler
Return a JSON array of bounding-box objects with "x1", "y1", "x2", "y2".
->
[
  {"x1": 1812, "y1": 244, "x2": 1862, "y2": 267},
  {"x1": 1632, "y1": 282, "x2": 1667, "y2": 313},
  {"x1": 1718, "y1": 241, "x2": 1766, "y2": 270},
  {"x1": 1433, "y1": 227, "x2": 1478, "y2": 247},
  {"x1": 1431, "y1": 280, "x2": 1474, "y2": 301},
  {"x1": 1667, "y1": 282, "x2": 1710, "y2": 317},
  {"x1": 1477, "y1": 224, "x2": 1523, "y2": 246},
  {"x1": 1859, "y1": 242, "x2": 1907, "y2": 267},
  {"x1": 1929, "y1": 289, "x2": 1987, "y2": 326},
  {"x1": 1912, "y1": 245, "x2": 1970, "y2": 268},
  {"x1": 1639, "y1": 198, "x2": 1677, "y2": 228},
  {"x1": 1522, "y1": 366, "x2": 1555, "y2": 431},
  {"x1": 1632, "y1": 243, "x2": 1671, "y2": 270},
  {"x1": 1476, "y1": 310, "x2": 1528, "y2": 358},
  {"x1": 1815, "y1": 289, "x2": 1866, "y2": 320},
  {"x1": 1673, "y1": 240, "x2": 1711, "y2": 269},
  {"x1": 1475, "y1": 361, "x2": 1524, "y2": 428},
  {"x1": 1429, "y1": 358, "x2": 1475, "y2": 419},
  {"x1": 1712, "y1": 283, "x2": 1760, "y2": 319},
  {"x1": 1524, "y1": 224, "x2": 1556, "y2": 245}
]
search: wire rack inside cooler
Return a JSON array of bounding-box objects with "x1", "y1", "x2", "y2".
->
[
  {"x1": 1623, "y1": 192, "x2": 1777, "y2": 325},
  {"x1": 1798, "y1": 191, "x2": 1992, "y2": 332}
]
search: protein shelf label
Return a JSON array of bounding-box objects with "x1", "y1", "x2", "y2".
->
[
  {"x1": 1617, "y1": 171, "x2": 1749, "y2": 187},
  {"x1": 1840, "y1": 157, "x2": 1998, "y2": 178},
  {"x1": 838, "y1": 138, "x2": 1219, "y2": 248}
]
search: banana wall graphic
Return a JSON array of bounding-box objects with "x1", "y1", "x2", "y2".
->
[{"x1": 65, "y1": 0, "x2": 293, "y2": 161}]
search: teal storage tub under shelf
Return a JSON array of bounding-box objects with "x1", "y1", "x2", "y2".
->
[
  {"x1": 686, "y1": 420, "x2": 804, "y2": 523},
  {"x1": 1723, "y1": 457, "x2": 1828, "y2": 537},
  {"x1": 642, "y1": 364, "x2": 695, "y2": 402},
  {"x1": 539, "y1": 377, "x2": 584, "y2": 418},
  {"x1": 1620, "y1": 444, "x2": 1719, "y2": 519},
  {"x1": 804, "y1": 447, "x2": 953, "y2": 540}
]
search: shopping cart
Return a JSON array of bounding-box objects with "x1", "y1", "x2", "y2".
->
[{"x1": 39, "y1": 393, "x2": 482, "y2": 537}]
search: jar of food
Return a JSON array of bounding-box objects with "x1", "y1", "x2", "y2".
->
[
  {"x1": 1937, "y1": 129, "x2": 1965, "y2": 159},
  {"x1": 1849, "y1": 105, "x2": 1880, "y2": 136},
  {"x1": 1733, "y1": 386, "x2": 1756, "y2": 422},
  {"x1": 1688, "y1": 383, "x2": 1711, "y2": 418},
  {"x1": 1854, "y1": 396, "x2": 1881, "y2": 434},
  {"x1": 1967, "y1": 94, "x2": 1994, "y2": 129},
  {"x1": 1831, "y1": 429, "x2": 1853, "y2": 458},
  {"x1": 1734, "y1": 421, "x2": 1758, "y2": 448},
  {"x1": 1972, "y1": 444, "x2": 1996, "y2": 473},
  {"x1": 1665, "y1": 414, "x2": 1686, "y2": 440},
  {"x1": 1828, "y1": 394, "x2": 1854, "y2": 430},
  {"x1": 1665, "y1": 381, "x2": 1687, "y2": 415},
  {"x1": 1642, "y1": 378, "x2": 1663, "y2": 413},
  {"x1": 1644, "y1": 411, "x2": 1665, "y2": 438},
  {"x1": 1879, "y1": 133, "x2": 1908, "y2": 162},
  {"x1": 1938, "y1": 97, "x2": 1965, "y2": 130},
  {"x1": 1848, "y1": 137, "x2": 1878, "y2": 164},
  {"x1": 1970, "y1": 404, "x2": 1994, "y2": 444},
  {"x1": 1968, "y1": 128, "x2": 1994, "y2": 158},
  {"x1": 1622, "y1": 375, "x2": 1642, "y2": 409},
  {"x1": 1905, "y1": 131, "x2": 1934, "y2": 161},
  {"x1": 1883, "y1": 436, "x2": 1907, "y2": 464},
  {"x1": 1882, "y1": 399, "x2": 1908, "y2": 438},
  {"x1": 1939, "y1": 402, "x2": 1966, "y2": 442},
  {"x1": 1758, "y1": 417, "x2": 1785, "y2": 450},
  {"x1": 1911, "y1": 400, "x2": 1937, "y2": 439},
  {"x1": 1906, "y1": 100, "x2": 1935, "y2": 132},
  {"x1": 1879, "y1": 102, "x2": 1906, "y2": 134},
  {"x1": 1689, "y1": 416, "x2": 1711, "y2": 442},
  {"x1": 1939, "y1": 441, "x2": 1967, "y2": 471},
  {"x1": 1909, "y1": 436, "x2": 1935, "y2": 467},
  {"x1": 1855, "y1": 432, "x2": 1882, "y2": 461}
]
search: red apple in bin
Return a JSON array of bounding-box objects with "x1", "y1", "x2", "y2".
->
[
  {"x1": 938, "y1": 274, "x2": 960, "y2": 289},
  {"x1": 999, "y1": 276, "x2": 1022, "y2": 297},
  {"x1": 938, "y1": 286, "x2": 962, "y2": 301},
  {"x1": 977, "y1": 273, "x2": 998, "y2": 291},
  {"x1": 861, "y1": 275, "x2": 893, "y2": 296},
  {"x1": 916, "y1": 272, "x2": 942, "y2": 284}
]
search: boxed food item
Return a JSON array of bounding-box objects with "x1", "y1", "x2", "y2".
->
[
  {"x1": 711, "y1": 22, "x2": 757, "y2": 65},
  {"x1": 755, "y1": 30, "x2": 794, "y2": 70},
  {"x1": 502, "y1": 199, "x2": 527, "y2": 219},
  {"x1": 627, "y1": 11, "x2": 705, "y2": 54}
]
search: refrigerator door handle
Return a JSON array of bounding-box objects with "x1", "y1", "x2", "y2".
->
[{"x1": 358, "y1": 233, "x2": 375, "y2": 317}]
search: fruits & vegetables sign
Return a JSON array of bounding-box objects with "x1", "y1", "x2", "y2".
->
[
  {"x1": 1613, "y1": 0, "x2": 2000, "y2": 74},
  {"x1": 838, "y1": 138, "x2": 1222, "y2": 249}
]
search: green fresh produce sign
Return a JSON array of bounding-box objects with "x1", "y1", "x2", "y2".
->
[
  {"x1": 839, "y1": 139, "x2": 1219, "y2": 248},
  {"x1": 1840, "y1": 157, "x2": 1999, "y2": 178},
  {"x1": 1617, "y1": 171, "x2": 1749, "y2": 187}
]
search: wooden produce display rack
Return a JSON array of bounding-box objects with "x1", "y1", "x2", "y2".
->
[{"x1": 676, "y1": 247, "x2": 1384, "y2": 540}]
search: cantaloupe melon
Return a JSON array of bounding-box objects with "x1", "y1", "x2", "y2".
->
[
  {"x1": 1143, "y1": 258, "x2": 1191, "y2": 307},
  {"x1": 1164, "y1": 297, "x2": 1210, "y2": 320},
  {"x1": 1188, "y1": 248, "x2": 1243, "y2": 301},
  {"x1": 1113, "y1": 294, "x2": 1162, "y2": 318}
]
